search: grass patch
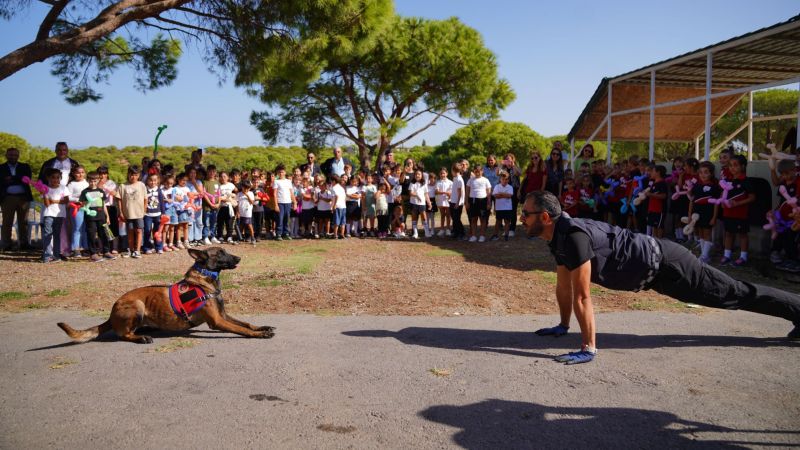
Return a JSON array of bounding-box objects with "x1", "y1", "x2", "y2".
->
[
  {"x1": 253, "y1": 279, "x2": 290, "y2": 288},
  {"x1": 151, "y1": 338, "x2": 199, "y2": 353},
  {"x1": 0, "y1": 291, "x2": 28, "y2": 301},
  {"x1": 276, "y1": 253, "x2": 323, "y2": 275},
  {"x1": 83, "y1": 309, "x2": 108, "y2": 317},
  {"x1": 45, "y1": 289, "x2": 69, "y2": 297},
  {"x1": 425, "y1": 249, "x2": 461, "y2": 257},
  {"x1": 136, "y1": 272, "x2": 175, "y2": 282},
  {"x1": 532, "y1": 270, "x2": 557, "y2": 283},
  {"x1": 590, "y1": 287, "x2": 608, "y2": 296},
  {"x1": 49, "y1": 357, "x2": 77, "y2": 370},
  {"x1": 23, "y1": 302, "x2": 48, "y2": 309},
  {"x1": 631, "y1": 298, "x2": 684, "y2": 311},
  {"x1": 429, "y1": 367, "x2": 452, "y2": 377},
  {"x1": 300, "y1": 246, "x2": 328, "y2": 254}
]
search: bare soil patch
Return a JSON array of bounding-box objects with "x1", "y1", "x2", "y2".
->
[{"x1": 0, "y1": 236, "x2": 795, "y2": 317}]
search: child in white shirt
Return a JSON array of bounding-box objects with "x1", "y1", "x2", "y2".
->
[
  {"x1": 492, "y1": 170, "x2": 515, "y2": 241},
  {"x1": 467, "y1": 166, "x2": 492, "y2": 242},
  {"x1": 408, "y1": 169, "x2": 431, "y2": 238},
  {"x1": 66, "y1": 165, "x2": 89, "y2": 256},
  {"x1": 331, "y1": 175, "x2": 347, "y2": 239},
  {"x1": 41, "y1": 168, "x2": 69, "y2": 262},
  {"x1": 236, "y1": 180, "x2": 256, "y2": 244},
  {"x1": 435, "y1": 168, "x2": 453, "y2": 236},
  {"x1": 450, "y1": 164, "x2": 466, "y2": 239}
]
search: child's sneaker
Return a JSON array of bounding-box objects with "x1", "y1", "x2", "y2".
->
[
  {"x1": 122, "y1": 250, "x2": 131, "y2": 258},
  {"x1": 70, "y1": 250, "x2": 81, "y2": 258},
  {"x1": 478, "y1": 236, "x2": 486, "y2": 243},
  {"x1": 468, "y1": 236, "x2": 478, "y2": 242},
  {"x1": 156, "y1": 249, "x2": 164, "y2": 255},
  {"x1": 508, "y1": 230, "x2": 515, "y2": 238},
  {"x1": 437, "y1": 229, "x2": 445, "y2": 237},
  {"x1": 490, "y1": 235, "x2": 499, "y2": 241},
  {"x1": 164, "y1": 246, "x2": 172, "y2": 252},
  {"x1": 211, "y1": 237, "x2": 221, "y2": 244},
  {"x1": 90, "y1": 254, "x2": 103, "y2": 262},
  {"x1": 103, "y1": 253, "x2": 116, "y2": 260},
  {"x1": 250, "y1": 238, "x2": 256, "y2": 246},
  {"x1": 132, "y1": 251, "x2": 141, "y2": 259},
  {"x1": 144, "y1": 249, "x2": 155, "y2": 255},
  {"x1": 719, "y1": 256, "x2": 732, "y2": 266},
  {"x1": 226, "y1": 237, "x2": 234, "y2": 244},
  {"x1": 176, "y1": 242, "x2": 185, "y2": 250},
  {"x1": 770, "y1": 251, "x2": 783, "y2": 264},
  {"x1": 203, "y1": 237, "x2": 212, "y2": 246},
  {"x1": 732, "y1": 258, "x2": 747, "y2": 267}
]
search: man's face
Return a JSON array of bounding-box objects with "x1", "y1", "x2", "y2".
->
[
  {"x1": 720, "y1": 152, "x2": 730, "y2": 166},
  {"x1": 386, "y1": 152, "x2": 394, "y2": 162},
  {"x1": 6, "y1": 149, "x2": 19, "y2": 164},
  {"x1": 55, "y1": 144, "x2": 69, "y2": 160},
  {"x1": 521, "y1": 198, "x2": 545, "y2": 238},
  {"x1": 307, "y1": 153, "x2": 315, "y2": 163},
  {"x1": 334, "y1": 148, "x2": 342, "y2": 159}
]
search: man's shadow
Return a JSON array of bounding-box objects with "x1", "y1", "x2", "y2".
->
[
  {"x1": 342, "y1": 327, "x2": 798, "y2": 359},
  {"x1": 419, "y1": 399, "x2": 798, "y2": 449}
]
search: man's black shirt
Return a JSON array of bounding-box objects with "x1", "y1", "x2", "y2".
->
[{"x1": 548, "y1": 228, "x2": 594, "y2": 271}]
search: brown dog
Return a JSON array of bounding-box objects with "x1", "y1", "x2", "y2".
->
[{"x1": 57, "y1": 247, "x2": 275, "y2": 344}]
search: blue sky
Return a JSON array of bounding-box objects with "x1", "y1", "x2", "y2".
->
[{"x1": 1, "y1": 1, "x2": 798, "y2": 149}]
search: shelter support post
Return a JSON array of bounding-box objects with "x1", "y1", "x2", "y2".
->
[
  {"x1": 649, "y1": 71, "x2": 655, "y2": 161},
  {"x1": 797, "y1": 82, "x2": 800, "y2": 149},
  {"x1": 695, "y1": 137, "x2": 700, "y2": 159},
  {"x1": 607, "y1": 82, "x2": 613, "y2": 164},
  {"x1": 748, "y1": 91, "x2": 753, "y2": 161},
  {"x1": 570, "y1": 138, "x2": 575, "y2": 171},
  {"x1": 704, "y1": 51, "x2": 713, "y2": 161}
]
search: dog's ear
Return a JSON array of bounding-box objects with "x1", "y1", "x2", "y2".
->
[{"x1": 187, "y1": 248, "x2": 208, "y2": 263}]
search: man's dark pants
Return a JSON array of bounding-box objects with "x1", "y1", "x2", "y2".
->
[
  {"x1": 1, "y1": 195, "x2": 29, "y2": 249},
  {"x1": 650, "y1": 240, "x2": 800, "y2": 326},
  {"x1": 449, "y1": 202, "x2": 464, "y2": 238}
]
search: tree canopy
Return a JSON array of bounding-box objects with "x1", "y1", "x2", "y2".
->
[
  {"x1": 247, "y1": 14, "x2": 514, "y2": 169},
  {"x1": 0, "y1": 0, "x2": 393, "y2": 104}
]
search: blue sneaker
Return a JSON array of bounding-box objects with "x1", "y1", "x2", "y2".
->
[
  {"x1": 554, "y1": 350, "x2": 596, "y2": 365},
  {"x1": 719, "y1": 257, "x2": 732, "y2": 266}
]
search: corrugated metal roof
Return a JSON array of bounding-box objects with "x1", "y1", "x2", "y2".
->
[{"x1": 568, "y1": 14, "x2": 800, "y2": 142}]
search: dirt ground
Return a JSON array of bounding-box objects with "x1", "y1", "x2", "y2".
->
[{"x1": 1, "y1": 233, "x2": 797, "y2": 317}]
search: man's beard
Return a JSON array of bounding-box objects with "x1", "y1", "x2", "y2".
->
[{"x1": 526, "y1": 221, "x2": 543, "y2": 238}]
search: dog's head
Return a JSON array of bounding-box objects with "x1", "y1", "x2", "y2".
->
[{"x1": 188, "y1": 247, "x2": 241, "y2": 272}]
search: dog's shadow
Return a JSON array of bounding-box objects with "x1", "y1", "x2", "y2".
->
[{"x1": 27, "y1": 328, "x2": 244, "y2": 352}]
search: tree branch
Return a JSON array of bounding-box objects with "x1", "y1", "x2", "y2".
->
[
  {"x1": 390, "y1": 111, "x2": 447, "y2": 148},
  {"x1": 36, "y1": 0, "x2": 70, "y2": 41}
]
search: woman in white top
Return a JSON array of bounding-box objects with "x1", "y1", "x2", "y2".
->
[
  {"x1": 466, "y1": 165, "x2": 492, "y2": 242},
  {"x1": 66, "y1": 165, "x2": 89, "y2": 256},
  {"x1": 216, "y1": 171, "x2": 237, "y2": 243},
  {"x1": 408, "y1": 169, "x2": 432, "y2": 239},
  {"x1": 435, "y1": 168, "x2": 453, "y2": 236}
]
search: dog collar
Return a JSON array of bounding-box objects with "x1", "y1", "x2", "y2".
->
[{"x1": 192, "y1": 264, "x2": 219, "y2": 280}]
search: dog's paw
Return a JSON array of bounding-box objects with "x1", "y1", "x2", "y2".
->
[
  {"x1": 257, "y1": 326, "x2": 276, "y2": 333},
  {"x1": 138, "y1": 336, "x2": 154, "y2": 344},
  {"x1": 256, "y1": 328, "x2": 275, "y2": 339}
]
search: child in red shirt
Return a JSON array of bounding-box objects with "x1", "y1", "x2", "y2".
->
[
  {"x1": 560, "y1": 178, "x2": 579, "y2": 217},
  {"x1": 645, "y1": 165, "x2": 668, "y2": 238},
  {"x1": 721, "y1": 155, "x2": 755, "y2": 266}
]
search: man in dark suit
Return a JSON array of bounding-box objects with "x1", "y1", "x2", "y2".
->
[
  {"x1": 37, "y1": 141, "x2": 80, "y2": 186},
  {"x1": 1, "y1": 147, "x2": 34, "y2": 250},
  {"x1": 299, "y1": 151, "x2": 321, "y2": 177}
]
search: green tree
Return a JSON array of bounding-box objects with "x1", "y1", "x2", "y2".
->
[
  {"x1": 248, "y1": 15, "x2": 514, "y2": 169},
  {"x1": 0, "y1": 132, "x2": 30, "y2": 152},
  {"x1": 0, "y1": 0, "x2": 391, "y2": 104},
  {"x1": 433, "y1": 121, "x2": 547, "y2": 170}
]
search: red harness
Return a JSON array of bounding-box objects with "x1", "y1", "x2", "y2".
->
[{"x1": 168, "y1": 281, "x2": 208, "y2": 321}]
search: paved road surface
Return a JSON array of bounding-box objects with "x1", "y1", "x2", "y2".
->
[{"x1": 1, "y1": 310, "x2": 799, "y2": 449}]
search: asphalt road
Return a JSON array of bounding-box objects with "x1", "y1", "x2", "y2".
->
[{"x1": 1, "y1": 310, "x2": 799, "y2": 449}]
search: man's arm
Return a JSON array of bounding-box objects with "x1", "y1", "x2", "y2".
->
[
  {"x1": 555, "y1": 265, "x2": 573, "y2": 327},
  {"x1": 569, "y1": 260, "x2": 596, "y2": 350}
]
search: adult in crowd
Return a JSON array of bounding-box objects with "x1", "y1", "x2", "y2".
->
[
  {"x1": 38, "y1": 141, "x2": 80, "y2": 187},
  {"x1": 0, "y1": 148, "x2": 33, "y2": 251},
  {"x1": 483, "y1": 154, "x2": 500, "y2": 188},
  {"x1": 300, "y1": 152, "x2": 321, "y2": 177},
  {"x1": 573, "y1": 144, "x2": 595, "y2": 172},
  {"x1": 184, "y1": 149, "x2": 205, "y2": 174},
  {"x1": 521, "y1": 191, "x2": 800, "y2": 365},
  {"x1": 321, "y1": 147, "x2": 352, "y2": 178},
  {"x1": 519, "y1": 151, "x2": 547, "y2": 201},
  {"x1": 545, "y1": 145, "x2": 566, "y2": 196},
  {"x1": 377, "y1": 149, "x2": 397, "y2": 175}
]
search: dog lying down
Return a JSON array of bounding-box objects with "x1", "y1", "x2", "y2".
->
[{"x1": 57, "y1": 247, "x2": 275, "y2": 344}]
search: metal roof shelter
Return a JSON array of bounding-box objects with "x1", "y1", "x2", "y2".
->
[{"x1": 567, "y1": 14, "x2": 800, "y2": 164}]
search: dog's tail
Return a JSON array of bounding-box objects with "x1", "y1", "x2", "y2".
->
[{"x1": 57, "y1": 320, "x2": 112, "y2": 343}]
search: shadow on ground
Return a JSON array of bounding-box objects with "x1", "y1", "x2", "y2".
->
[
  {"x1": 26, "y1": 328, "x2": 246, "y2": 352},
  {"x1": 343, "y1": 327, "x2": 799, "y2": 359},
  {"x1": 419, "y1": 399, "x2": 798, "y2": 449}
]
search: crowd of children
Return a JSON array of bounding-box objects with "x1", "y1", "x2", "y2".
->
[
  {"x1": 37, "y1": 146, "x2": 800, "y2": 272},
  {"x1": 555, "y1": 146, "x2": 800, "y2": 271}
]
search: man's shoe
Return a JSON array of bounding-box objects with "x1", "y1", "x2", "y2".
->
[
  {"x1": 535, "y1": 324, "x2": 569, "y2": 337},
  {"x1": 554, "y1": 349, "x2": 596, "y2": 365}
]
